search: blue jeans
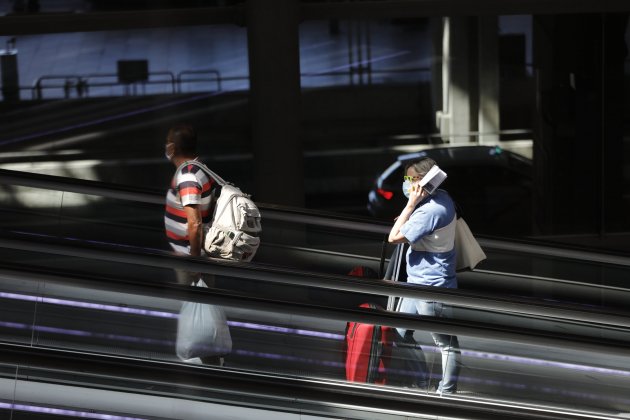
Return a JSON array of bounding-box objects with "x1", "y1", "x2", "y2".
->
[{"x1": 397, "y1": 299, "x2": 461, "y2": 393}]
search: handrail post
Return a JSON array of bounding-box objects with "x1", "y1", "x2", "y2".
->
[{"x1": 34, "y1": 79, "x2": 42, "y2": 100}]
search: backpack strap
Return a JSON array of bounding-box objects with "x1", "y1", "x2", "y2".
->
[
  {"x1": 174, "y1": 160, "x2": 226, "y2": 225},
  {"x1": 180, "y1": 159, "x2": 228, "y2": 187}
]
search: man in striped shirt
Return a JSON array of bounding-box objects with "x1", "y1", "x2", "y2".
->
[{"x1": 164, "y1": 124, "x2": 221, "y2": 284}]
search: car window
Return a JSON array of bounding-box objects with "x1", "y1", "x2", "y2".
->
[
  {"x1": 382, "y1": 161, "x2": 402, "y2": 185},
  {"x1": 444, "y1": 164, "x2": 532, "y2": 234},
  {"x1": 381, "y1": 161, "x2": 403, "y2": 184}
]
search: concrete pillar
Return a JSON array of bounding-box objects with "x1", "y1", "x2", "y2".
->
[
  {"x1": 532, "y1": 14, "x2": 627, "y2": 236},
  {"x1": 437, "y1": 17, "x2": 474, "y2": 144},
  {"x1": 477, "y1": 16, "x2": 500, "y2": 145},
  {"x1": 246, "y1": 0, "x2": 304, "y2": 207},
  {"x1": 1, "y1": 39, "x2": 20, "y2": 102},
  {"x1": 600, "y1": 13, "x2": 628, "y2": 234},
  {"x1": 429, "y1": 17, "x2": 443, "y2": 131}
]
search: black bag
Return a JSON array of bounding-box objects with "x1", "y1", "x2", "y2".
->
[{"x1": 385, "y1": 243, "x2": 429, "y2": 389}]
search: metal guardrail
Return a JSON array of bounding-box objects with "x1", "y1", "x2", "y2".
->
[
  {"x1": 31, "y1": 75, "x2": 85, "y2": 99},
  {"x1": 0, "y1": 342, "x2": 598, "y2": 420},
  {"x1": 2, "y1": 167, "x2": 630, "y2": 264},
  {"x1": 32, "y1": 69, "x2": 185, "y2": 100},
  {"x1": 2, "y1": 232, "x2": 630, "y2": 333},
  {"x1": 3, "y1": 168, "x2": 630, "y2": 331},
  {"x1": 27, "y1": 65, "x2": 435, "y2": 99},
  {"x1": 176, "y1": 69, "x2": 222, "y2": 92}
]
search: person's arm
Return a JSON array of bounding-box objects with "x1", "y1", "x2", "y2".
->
[
  {"x1": 184, "y1": 204, "x2": 203, "y2": 257},
  {"x1": 388, "y1": 183, "x2": 428, "y2": 243}
]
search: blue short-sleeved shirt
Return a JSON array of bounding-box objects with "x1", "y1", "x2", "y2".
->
[{"x1": 400, "y1": 189, "x2": 457, "y2": 288}]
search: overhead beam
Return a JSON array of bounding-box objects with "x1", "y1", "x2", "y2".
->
[
  {"x1": 0, "y1": 0, "x2": 628, "y2": 36},
  {"x1": 300, "y1": 0, "x2": 630, "y2": 19},
  {"x1": 0, "y1": 6, "x2": 243, "y2": 36}
]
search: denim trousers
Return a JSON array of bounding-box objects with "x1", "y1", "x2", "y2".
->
[{"x1": 397, "y1": 299, "x2": 462, "y2": 393}]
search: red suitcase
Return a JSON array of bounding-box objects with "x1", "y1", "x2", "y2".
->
[
  {"x1": 345, "y1": 303, "x2": 394, "y2": 384},
  {"x1": 343, "y1": 245, "x2": 406, "y2": 385}
]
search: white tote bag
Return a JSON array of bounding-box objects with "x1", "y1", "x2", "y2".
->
[
  {"x1": 176, "y1": 279, "x2": 233, "y2": 360},
  {"x1": 454, "y1": 217, "x2": 487, "y2": 271}
]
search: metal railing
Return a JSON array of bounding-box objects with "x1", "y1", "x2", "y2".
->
[
  {"x1": 176, "y1": 69, "x2": 222, "y2": 92},
  {"x1": 3, "y1": 167, "x2": 630, "y2": 329},
  {"x1": 26, "y1": 65, "x2": 436, "y2": 100},
  {"x1": 31, "y1": 74, "x2": 85, "y2": 100},
  {"x1": 32, "y1": 69, "x2": 181, "y2": 100}
]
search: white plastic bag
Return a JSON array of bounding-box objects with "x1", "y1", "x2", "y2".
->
[
  {"x1": 454, "y1": 217, "x2": 487, "y2": 271},
  {"x1": 175, "y1": 280, "x2": 232, "y2": 360}
]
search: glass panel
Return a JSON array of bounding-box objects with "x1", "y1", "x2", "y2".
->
[
  {"x1": 475, "y1": 245, "x2": 630, "y2": 293},
  {"x1": 0, "y1": 186, "x2": 164, "y2": 250},
  {"x1": 0, "y1": 363, "x2": 19, "y2": 419},
  {"x1": 299, "y1": 19, "x2": 432, "y2": 88},
  {"x1": 4, "y1": 177, "x2": 630, "y2": 310},
  {"x1": 0, "y1": 24, "x2": 248, "y2": 101},
  {"x1": 1, "y1": 264, "x2": 629, "y2": 417},
  {"x1": 0, "y1": 10, "x2": 629, "y2": 247},
  {"x1": 0, "y1": 276, "x2": 40, "y2": 346},
  {"x1": 0, "y1": 181, "x2": 389, "y2": 276}
]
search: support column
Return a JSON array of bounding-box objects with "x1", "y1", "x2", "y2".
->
[
  {"x1": 600, "y1": 13, "x2": 628, "y2": 233},
  {"x1": 1, "y1": 38, "x2": 20, "y2": 103},
  {"x1": 246, "y1": 0, "x2": 304, "y2": 207},
  {"x1": 532, "y1": 14, "x2": 626, "y2": 237},
  {"x1": 437, "y1": 17, "x2": 475, "y2": 144},
  {"x1": 477, "y1": 16, "x2": 500, "y2": 144},
  {"x1": 429, "y1": 17, "x2": 443, "y2": 132}
]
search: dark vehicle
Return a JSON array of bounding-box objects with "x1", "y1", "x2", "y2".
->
[{"x1": 368, "y1": 145, "x2": 533, "y2": 236}]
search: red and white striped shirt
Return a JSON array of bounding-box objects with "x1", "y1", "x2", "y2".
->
[{"x1": 164, "y1": 161, "x2": 220, "y2": 254}]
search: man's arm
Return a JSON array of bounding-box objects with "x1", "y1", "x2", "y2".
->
[{"x1": 184, "y1": 204, "x2": 203, "y2": 257}]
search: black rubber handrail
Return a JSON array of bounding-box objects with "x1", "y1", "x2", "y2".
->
[
  {"x1": 2, "y1": 231, "x2": 630, "y2": 344},
  {"x1": 4, "y1": 167, "x2": 630, "y2": 259},
  {"x1": 0, "y1": 167, "x2": 389, "y2": 234},
  {"x1": 0, "y1": 342, "x2": 604, "y2": 420},
  {"x1": 3, "y1": 168, "x2": 630, "y2": 327}
]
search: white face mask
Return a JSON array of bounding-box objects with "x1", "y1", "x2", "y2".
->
[
  {"x1": 402, "y1": 180, "x2": 412, "y2": 199},
  {"x1": 165, "y1": 144, "x2": 174, "y2": 161}
]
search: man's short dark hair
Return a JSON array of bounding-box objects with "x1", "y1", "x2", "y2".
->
[{"x1": 167, "y1": 124, "x2": 197, "y2": 155}]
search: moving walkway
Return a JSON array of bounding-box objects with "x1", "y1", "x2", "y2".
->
[
  {"x1": 2, "y1": 167, "x2": 630, "y2": 310},
  {"x1": 1, "y1": 168, "x2": 630, "y2": 419},
  {"x1": 1, "y1": 235, "x2": 630, "y2": 420}
]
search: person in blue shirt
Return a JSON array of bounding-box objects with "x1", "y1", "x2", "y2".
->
[{"x1": 388, "y1": 157, "x2": 461, "y2": 395}]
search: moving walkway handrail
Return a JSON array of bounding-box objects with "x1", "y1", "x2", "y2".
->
[
  {"x1": 2, "y1": 230, "x2": 630, "y2": 335},
  {"x1": 0, "y1": 342, "x2": 601, "y2": 420},
  {"x1": 2, "y1": 258, "x2": 630, "y2": 360},
  {"x1": 0, "y1": 167, "x2": 389, "y2": 234},
  {"x1": 3, "y1": 167, "x2": 630, "y2": 261}
]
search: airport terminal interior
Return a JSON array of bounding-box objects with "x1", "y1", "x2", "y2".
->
[{"x1": 1, "y1": 1, "x2": 630, "y2": 419}]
